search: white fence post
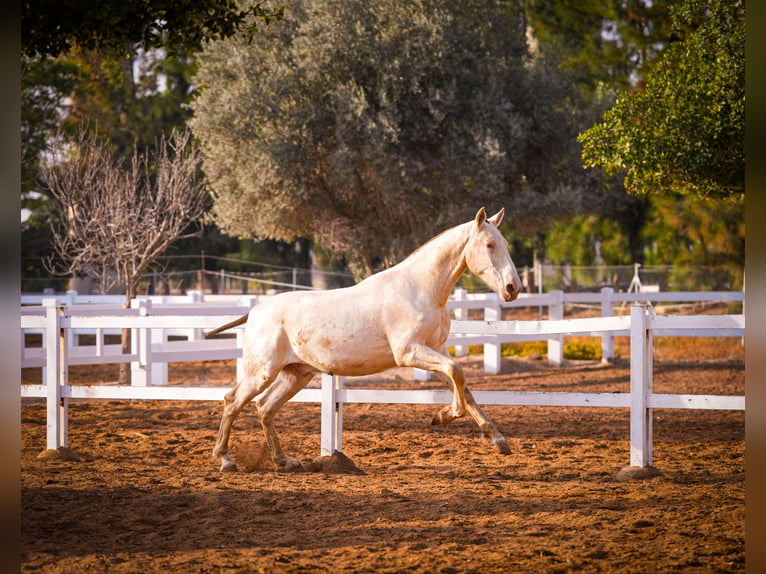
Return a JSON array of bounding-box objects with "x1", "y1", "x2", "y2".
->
[
  {"x1": 601, "y1": 287, "x2": 615, "y2": 362},
  {"x1": 629, "y1": 304, "x2": 653, "y2": 468},
  {"x1": 484, "y1": 292, "x2": 502, "y2": 374},
  {"x1": 43, "y1": 299, "x2": 67, "y2": 450},
  {"x1": 321, "y1": 373, "x2": 344, "y2": 455},
  {"x1": 452, "y1": 287, "x2": 468, "y2": 357},
  {"x1": 547, "y1": 290, "x2": 564, "y2": 366},
  {"x1": 236, "y1": 296, "x2": 257, "y2": 384},
  {"x1": 188, "y1": 290, "x2": 205, "y2": 340},
  {"x1": 130, "y1": 300, "x2": 153, "y2": 387}
]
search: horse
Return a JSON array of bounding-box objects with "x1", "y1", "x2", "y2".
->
[{"x1": 207, "y1": 207, "x2": 522, "y2": 472}]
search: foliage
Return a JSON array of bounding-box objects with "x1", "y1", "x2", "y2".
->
[
  {"x1": 500, "y1": 341, "x2": 547, "y2": 358},
  {"x1": 496, "y1": 339, "x2": 601, "y2": 360},
  {"x1": 21, "y1": 58, "x2": 80, "y2": 212},
  {"x1": 57, "y1": 46, "x2": 199, "y2": 158},
  {"x1": 578, "y1": 0, "x2": 744, "y2": 198},
  {"x1": 641, "y1": 194, "x2": 744, "y2": 290},
  {"x1": 21, "y1": 46, "x2": 207, "y2": 287},
  {"x1": 190, "y1": 0, "x2": 611, "y2": 278},
  {"x1": 524, "y1": 0, "x2": 673, "y2": 92},
  {"x1": 563, "y1": 339, "x2": 600, "y2": 361},
  {"x1": 545, "y1": 214, "x2": 632, "y2": 266},
  {"x1": 22, "y1": 0, "x2": 284, "y2": 58}
]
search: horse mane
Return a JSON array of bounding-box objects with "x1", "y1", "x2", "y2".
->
[{"x1": 398, "y1": 220, "x2": 471, "y2": 266}]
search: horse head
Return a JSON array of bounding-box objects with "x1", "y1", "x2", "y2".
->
[{"x1": 464, "y1": 207, "x2": 522, "y2": 302}]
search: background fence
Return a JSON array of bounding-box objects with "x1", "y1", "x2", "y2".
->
[
  {"x1": 22, "y1": 287, "x2": 745, "y2": 382},
  {"x1": 21, "y1": 288, "x2": 745, "y2": 476},
  {"x1": 22, "y1": 260, "x2": 745, "y2": 296}
]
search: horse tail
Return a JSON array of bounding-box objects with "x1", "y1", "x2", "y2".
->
[{"x1": 205, "y1": 312, "x2": 249, "y2": 337}]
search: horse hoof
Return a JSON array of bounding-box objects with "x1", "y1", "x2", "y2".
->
[
  {"x1": 275, "y1": 456, "x2": 303, "y2": 473},
  {"x1": 430, "y1": 407, "x2": 454, "y2": 425},
  {"x1": 220, "y1": 461, "x2": 238, "y2": 472},
  {"x1": 431, "y1": 412, "x2": 446, "y2": 425},
  {"x1": 493, "y1": 438, "x2": 511, "y2": 455}
]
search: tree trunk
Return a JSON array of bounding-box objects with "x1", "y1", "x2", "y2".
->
[{"x1": 119, "y1": 325, "x2": 131, "y2": 384}]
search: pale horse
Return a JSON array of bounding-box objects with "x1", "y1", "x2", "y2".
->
[{"x1": 206, "y1": 207, "x2": 522, "y2": 472}]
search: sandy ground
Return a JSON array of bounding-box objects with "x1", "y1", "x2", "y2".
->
[{"x1": 21, "y1": 346, "x2": 744, "y2": 573}]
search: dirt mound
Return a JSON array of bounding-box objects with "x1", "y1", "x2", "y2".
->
[
  {"x1": 303, "y1": 450, "x2": 366, "y2": 475},
  {"x1": 36, "y1": 447, "x2": 81, "y2": 462}
]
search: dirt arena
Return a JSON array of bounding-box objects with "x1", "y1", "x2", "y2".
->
[{"x1": 21, "y1": 337, "x2": 744, "y2": 573}]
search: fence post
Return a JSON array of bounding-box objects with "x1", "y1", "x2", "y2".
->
[
  {"x1": 187, "y1": 290, "x2": 204, "y2": 340},
  {"x1": 484, "y1": 292, "x2": 502, "y2": 374},
  {"x1": 547, "y1": 290, "x2": 564, "y2": 366},
  {"x1": 618, "y1": 304, "x2": 660, "y2": 480},
  {"x1": 601, "y1": 287, "x2": 615, "y2": 362},
  {"x1": 130, "y1": 300, "x2": 153, "y2": 387},
  {"x1": 43, "y1": 299, "x2": 67, "y2": 450},
  {"x1": 452, "y1": 287, "x2": 468, "y2": 357},
  {"x1": 235, "y1": 296, "x2": 257, "y2": 384},
  {"x1": 321, "y1": 373, "x2": 344, "y2": 455}
]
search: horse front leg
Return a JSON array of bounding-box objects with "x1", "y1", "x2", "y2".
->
[
  {"x1": 430, "y1": 376, "x2": 511, "y2": 455},
  {"x1": 395, "y1": 343, "x2": 467, "y2": 418},
  {"x1": 255, "y1": 365, "x2": 317, "y2": 472}
]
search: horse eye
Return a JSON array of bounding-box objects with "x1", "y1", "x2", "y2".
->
[{"x1": 487, "y1": 242, "x2": 495, "y2": 250}]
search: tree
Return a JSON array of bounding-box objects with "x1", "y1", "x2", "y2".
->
[
  {"x1": 524, "y1": 0, "x2": 672, "y2": 93},
  {"x1": 44, "y1": 127, "x2": 209, "y2": 300},
  {"x1": 190, "y1": 0, "x2": 611, "y2": 279},
  {"x1": 641, "y1": 194, "x2": 744, "y2": 290},
  {"x1": 22, "y1": 0, "x2": 284, "y2": 58},
  {"x1": 22, "y1": 0, "x2": 285, "y2": 289},
  {"x1": 42, "y1": 128, "x2": 209, "y2": 380},
  {"x1": 545, "y1": 214, "x2": 632, "y2": 267},
  {"x1": 22, "y1": 37, "x2": 211, "y2": 289},
  {"x1": 577, "y1": 0, "x2": 744, "y2": 198}
]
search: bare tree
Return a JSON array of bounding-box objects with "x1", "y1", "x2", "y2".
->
[{"x1": 42, "y1": 127, "x2": 209, "y2": 381}]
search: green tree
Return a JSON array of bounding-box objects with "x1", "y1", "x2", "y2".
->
[
  {"x1": 641, "y1": 194, "x2": 744, "y2": 290},
  {"x1": 524, "y1": 0, "x2": 672, "y2": 92},
  {"x1": 22, "y1": 0, "x2": 284, "y2": 58},
  {"x1": 190, "y1": 0, "x2": 610, "y2": 278},
  {"x1": 57, "y1": 46, "x2": 197, "y2": 157},
  {"x1": 577, "y1": 0, "x2": 744, "y2": 198},
  {"x1": 546, "y1": 214, "x2": 632, "y2": 267}
]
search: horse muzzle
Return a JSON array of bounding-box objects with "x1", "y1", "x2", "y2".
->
[{"x1": 503, "y1": 283, "x2": 521, "y2": 302}]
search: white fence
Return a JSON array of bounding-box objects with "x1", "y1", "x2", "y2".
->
[
  {"x1": 22, "y1": 287, "x2": 745, "y2": 382},
  {"x1": 20, "y1": 289, "x2": 744, "y2": 475}
]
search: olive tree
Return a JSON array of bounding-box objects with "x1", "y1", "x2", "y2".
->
[{"x1": 190, "y1": 0, "x2": 605, "y2": 278}]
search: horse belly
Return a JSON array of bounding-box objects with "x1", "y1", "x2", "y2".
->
[{"x1": 291, "y1": 323, "x2": 395, "y2": 376}]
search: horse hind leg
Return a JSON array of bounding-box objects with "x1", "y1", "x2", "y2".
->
[
  {"x1": 255, "y1": 365, "x2": 317, "y2": 472},
  {"x1": 212, "y1": 366, "x2": 279, "y2": 472},
  {"x1": 430, "y1": 374, "x2": 511, "y2": 455}
]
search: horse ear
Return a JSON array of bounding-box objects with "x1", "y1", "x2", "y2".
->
[
  {"x1": 475, "y1": 207, "x2": 487, "y2": 228},
  {"x1": 488, "y1": 208, "x2": 505, "y2": 227}
]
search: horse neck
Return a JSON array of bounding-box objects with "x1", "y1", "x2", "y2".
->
[{"x1": 399, "y1": 222, "x2": 470, "y2": 306}]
